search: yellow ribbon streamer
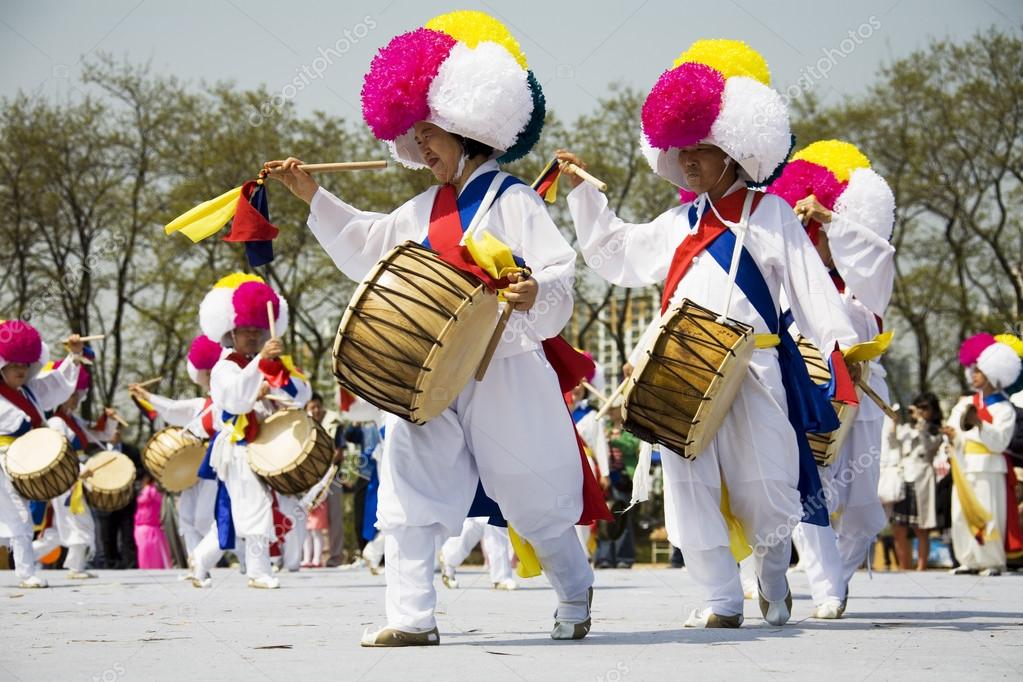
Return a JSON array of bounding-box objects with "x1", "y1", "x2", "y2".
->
[
  {"x1": 949, "y1": 446, "x2": 995, "y2": 542},
  {"x1": 754, "y1": 333, "x2": 780, "y2": 348},
  {"x1": 229, "y1": 413, "x2": 250, "y2": 444},
  {"x1": 721, "y1": 480, "x2": 752, "y2": 562},
  {"x1": 280, "y1": 355, "x2": 308, "y2": 382},
  {"x1": 463, "y1": 231, "x2": 528, "y2": 300},
  {"x1": 0, "y1": 435, "x2": 15, "y2": 447},
  {"x1": 69, "y1": 480, "x2": 86, "y2": 515},
  {"x1": 508, "y1": 525, "x2": 543, "y2": 579},
  {"x1": 843, "y1": 330, "x2": 894, "y2": 364}
]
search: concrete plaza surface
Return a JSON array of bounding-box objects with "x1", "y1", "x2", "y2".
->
[{"x1": 2, "y1": 566, "x2": 1021, "y2": 681}]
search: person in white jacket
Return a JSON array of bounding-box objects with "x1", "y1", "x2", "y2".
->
[
  {"x1": 941, "y1": 335, "x2": 1021, "y2": 575},
  {"x1": 560, "y1": 38, "x2": 859, "y2": 628},
  {"x1": 190, "y1": 274, "x2": 311, "y2": 590},
  {"x1": 0, "y1": 321, "x2": 84, "y2": 588},
  {"x1": 128, "y1": 334, "x2": 222, "y2": 571},
  {"x1": 769, "y1": 140, "x2": 897, "y2": 619},
  {"x1": 266, "y1": 11, "x2": 594, "y2": 645}
]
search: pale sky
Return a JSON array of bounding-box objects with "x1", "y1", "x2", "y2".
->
[{"x1": 1, "y1": 0, "x2": 1018, "y2": 124}]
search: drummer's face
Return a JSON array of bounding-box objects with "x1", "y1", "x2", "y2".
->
[
  {"x1": 413, "y1": 122, "x2": 463, "y2": 184},
  {"x1": 677, "y1": 144, "x2": 733, "y2": 195},
  {"x1": 1, "y1": 363, "x2": 29, "y2": 389},
  {"x1": 232, "y1": 326, "x2": 266, "y2": 356}
]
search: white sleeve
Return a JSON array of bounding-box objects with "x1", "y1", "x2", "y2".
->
[
  {"x1": 567, "y1": 182, "x2": 680, "y2": 288},
  {"x1": 272, "y1": 372, "x2": 312, "y2": 408},
  {"x1": 968, "y1": 401, "x2": 1016, "y2": 454},
  {"x1": 769, "y1": 196, "x2": 859, "y2": 352},
  {"x1": 28, "y1": 353, "x2": 80, "y2": 412},
  {"x1": 495, "y1": 185, "x2": 577, "y2": 339},
  {"x1": 146, "y1": 394, "x2": 207, "y2": 427},
  {"x1": 827, "y1": 213, "x2": 895, "y2": 318},
  {"x1": 0, "y1": 400, "x2": 29, "y2": 435},
  {"x1": 211, "y1": 358, "x2": 264, "y2": 416},
  {"x1": 306, "y1": 186, "x2": 426, "y2": 282}
]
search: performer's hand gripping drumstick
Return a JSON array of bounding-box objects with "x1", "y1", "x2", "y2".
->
[{"x1": 554, "y1": 150, "x2": 609, "y2": 192}]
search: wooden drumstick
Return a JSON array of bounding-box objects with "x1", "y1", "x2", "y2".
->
[
  {"x1": 267, "y1": 301, "x2": 277, "y2": 340},
  {"x1": 562, "y1": 162, "x2": 608, "y2": 192},
  {"x1": 581, "y1": 380, "x2": 610, "y2": 406},
  {"x1": 475, "y1": 306, "x2": 513, "y2": 382},
  {"x1": 296, "y1": 161, "x2": 387, "y2": 173},
  {"x1": 83, "y1": 455, "x2": 118, "y2": 479},
  {"x1": 69, "y1": 334, "x2": 105, "y2": 342},
  {"x1": 594, "y1": 379, "x2": 629, "y2": 421},
  {"x1": 107, "y1": 411, "x2": 130, "y2": 428},
  {"x1": 857, "y1": 379, "x2": 899, "y2": 421},
  {"x1": 134, "y1": 376, "x2": 163, "y2": 389}
]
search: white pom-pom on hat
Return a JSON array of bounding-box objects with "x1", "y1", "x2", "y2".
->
[
  {"x1": 388, "y1": 41, "x2": 533, "y2": 168},
  {"x1": 199, "y1": 287, "x2": 236, "y2": 347},
  {"x1": 977, "y1": 342, "x2": 1023, "y2": 390},
  {"x1": 705, "y1": 76, "x2": 790, "y2": 184},
  {"x1": 833, "y1": 167, "x2": 896, "y2": 241}
]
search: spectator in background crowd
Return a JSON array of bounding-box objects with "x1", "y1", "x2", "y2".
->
[
  {"x1": 134, "y1": 471, "x2": 171, "y2": 569},
  {"x1": 306, "y1": 393, "x2": 346, "y2": 567}
]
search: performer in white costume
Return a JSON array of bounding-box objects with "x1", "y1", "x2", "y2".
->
[
  {"x1": 560, "y1": 39, "x2": 859, "y2": 628},
  {"x1": 267, "y1": 11, "x2": 604, "y2": 645},
  {"x1": 129, "y1": 334, "x2": 222, "y2": 569},
  {"x1": 0, "y1": 321, "x2": 83, "y2": 588},
  {"x1": 190, "y1": 273, "x2": 311, "y2": 589},
  {"x1": 440, "y1": 517, "x2": 517, "y2": 590},
  {"x1": 34, "y1": 361, "x2": 117, "y2": 579},
  {"x1": 769, "y1": 140, "x2": 897, "y2": 618},
  {"x1": 941, "y1": 335, "x2": 1021, "y2": 575}
]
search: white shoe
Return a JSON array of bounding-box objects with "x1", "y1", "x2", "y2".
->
[
  {"x1": 248, "y1": 576, "x2": 280, "y2": 589},
  {"x1": 361, "y1": 625, "x2": 440, "y2": 647},
  {"x1": 811, "y1": 599, "x2": 844, "y2": 619},
  {"x1": 18, "y1": 575, "x2": 48, "y2": 589},
  {"x1": 551, "y1": 587, "x2": 593, "y2": 640},
  {"x1": 338, "y1": 559, "x2": 366, "y2": 572},
  {"x1": 178, "y1": 572, "x2": 196, "y2": 582},
  {"x1": 67, "y1": 570, "x2": 96, "y2": 580},
  {"x1": 441, "y1": 572, "x2": 459, "y2": 589},
  {"x1": 683, "y1": 607, "x2": 743, "y2": 628},
  {"x1": 758, "y1": 579, "x2": 792, "y2": 626},
  {"x1": 493, "y1": 578, "x2": 517, "y2": 591},
  {"x1": 190, "y1": 575, "x2": 213, "y2": 589},
  {"x1": 979, "y1": 567, "x2": 1003, "y2": 577}
]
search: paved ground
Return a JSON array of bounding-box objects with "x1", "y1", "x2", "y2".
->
[{"x1": 2, "y1": 565, "x2": 1021, "y2": 681}]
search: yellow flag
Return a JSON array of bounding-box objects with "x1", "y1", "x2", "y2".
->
[
  {"x1": 164, "y1": 186, "x2": 242, "y2": 243},
  {"x1": 69, "y1": 480, "x2": 86, "y2": 515},
  {"x1": 844, "y1": 330, "x2": 894, "y2": 364},
  {"x1": 230, "y1": 413, "x2": 249, "y2": 443},
  {"x1": 952, "y1": 445, "x2": 995, "y2": 542},
  {"x1": 508, "y1": 525, "x2": 543, "y2": 578},
  {"x1": 280, "y1": 355, "x2": 307, "y2": 381},
  {"x1": 463, "y1": 230, "x2": 527, "y2": 284}
]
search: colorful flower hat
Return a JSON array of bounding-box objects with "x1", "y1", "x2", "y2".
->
[
  {"x1": 186, "y1": 334, "x2": 223, "y2": 383},
  {"x1": 768, "y1": 139, "x2": 896, "y2": 243},
  {"x1": 361, "y1": 10, "x2": 545, "y2": 169},
  {"x1": 959, "y1": 333, "x2": 1022, "y2": 391},
  {"x1": 994, "y1": 333, "x2": 1023, "y2": 395},
  {"x1": 199, "y1": 273, "x2": 288, "y2": 348},
  {"x1": 640, "y1": 39, "x2": 792, "y2": 190},
  {"x1": 0, "y1": 319, "x2": 49, "y2": 380}
]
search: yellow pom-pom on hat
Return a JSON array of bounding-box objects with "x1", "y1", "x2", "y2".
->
[
  {"x1": 673, "y1": 39, "x2": 770, "y2": 85},
  {"x1": 213, "y1": 272, "x2": 264, "y2": 289},
  {"x1": 425, "y1": 10, "x2": 528, "y2": 69},
  {"x1": 995, "y1": 333, "x2": 1023, "y2": 358},
  {"x1": 792, "y1": 140, "x2": 870, "y2": 183}
]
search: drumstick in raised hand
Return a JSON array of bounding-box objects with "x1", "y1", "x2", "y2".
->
[
  {"x1": 560, "y1": 162, "x2": 608, "y2": 192},
  {"x1": 135, "y1": 376, "x2": 163, "y2": 389},
  {"x1": 594, "y1": 379, "x2": 629, "y2": 421},
  {"x1": 296, "y1": 161, "x2": 387, "y2": 173},
  {"x1": 267, "y1": 301, "x2": 277, "y2": 340}
]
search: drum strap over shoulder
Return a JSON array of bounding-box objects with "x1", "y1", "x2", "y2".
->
[
  {"x1": 0, "y1": 383, "x2": 43, "y2": 428},
  {"x1": 58, "y1": 412, "x2": 90, "y2": 452},
  {"x1": 703, "y1": 203, "x2": 837, "y2": 527}
]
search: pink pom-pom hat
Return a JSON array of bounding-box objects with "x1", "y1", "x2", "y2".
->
[
  {"x1": 0, "y1": 319, "x2": 43, "y2": 367},
  {"x1": 959, "y1": 333, "x2": 996, "y2": 367}
]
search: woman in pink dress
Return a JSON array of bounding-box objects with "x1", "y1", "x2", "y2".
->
[{"x1": 134, "y1": 473, "x2": 171, "y2": 569}]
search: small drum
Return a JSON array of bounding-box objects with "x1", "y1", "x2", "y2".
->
[
  {"x1": 333, "y1": 241, "x2": 498, "y2": 424},
  {"x1": 624, "y1": 299, "x2": 755, "y2": 460},
  {"x1": 143, "y1": 427, "x2": 207, "y2": 493},
  {"x1": 247, "y1": 410, "x2": 335, "y2": 495},
  {"x1": 84, "y1": 452, "x2": 136, "y2": 511},
  {"x1": 5, "y1": 428, "x2": 79, "y2": 500},
  {"x1": 797, "y1": 336, "x2": 860, "y2": 466}
]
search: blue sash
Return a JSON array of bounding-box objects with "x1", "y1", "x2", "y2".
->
[
  {"x1": 572, "y1": 404, "x2": 595, "y2": 424},
  {"x1": 983, "y1": 393, "x2": 1008, "y2": 406},
  {"x1": 704, "y1": 228, "x2": 836, "y2": 526},
  {"x1": 193, "y1": 432, "x2": 235, "y2": 549}
]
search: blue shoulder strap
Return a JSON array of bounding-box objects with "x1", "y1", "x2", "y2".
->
[{"x1": 422, "y1": 170, "x2": 525, "y2": 249}]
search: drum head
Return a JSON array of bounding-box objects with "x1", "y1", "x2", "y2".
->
[
  {"x1": 247, "y1": 410, "x2": 315, "y2": 475},
  {"x1": 6, "y1": 428, "x2": 67, "y2": 476},
  {"x1": 85, "y1": 451, "x2": 136, "y2": 492},
  {"x1": 156, "y1": 431, "x2": 207, "y2": 493}
]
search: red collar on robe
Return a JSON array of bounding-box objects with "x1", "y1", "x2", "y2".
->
[{"x1": 0, "y1": 383, "x2": 43, "y2": 428}]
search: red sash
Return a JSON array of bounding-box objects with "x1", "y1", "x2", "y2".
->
[
  {"x1": 200, "y1": 396, "x2": 215, "y2": 438},
  {"x1": 0, "y1": 384, "x2": 43, "y2": 428},
  {"x1": 972, "y1": 392, "x2": 994, "y2": 424},
  {"x1": 1005, "y1": 458, "x2": 1023, "y2": 557},
  {"x1": 661, "y1": 190, "x2": 765, "y2": 313},
  {"x1": 223, "y1": 353, "x2": 261, "y2": 442},
  {"x1": 58, "y1": 412, "x2": 91, "y2": 450}
]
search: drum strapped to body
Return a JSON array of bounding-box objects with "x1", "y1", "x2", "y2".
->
[
  {"x1": 795, "y1": 336, "x2": 861, "y2": 467},
  {"x1": 332, "y1": 241, "x2": 498, "y2": 424},
  {"x1": 623, "y1": 299, "x2": 755, "y2": 460},
  {"x1": 246, "y1": 409, "x2": 335, "y2": 496},
  {"x1": 84, "y1": 451, "x2": 137, "y2": 512},
  {"x1": 5, "y1": 428, "x2": 79, "y2": 501},
  {"x1": 143, "y1": 427, "x2": 207, "y2": 493}
]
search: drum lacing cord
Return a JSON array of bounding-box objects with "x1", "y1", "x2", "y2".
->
[
  {"x1": 399, "y1": 244, "x2": 485, "y2": 298},
  {"x1": 378, "y1": 262, "x2": 470, "y2": 323},
  {"x1": 341, "y1": 310, "x2": 435, "y2": 364}
]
